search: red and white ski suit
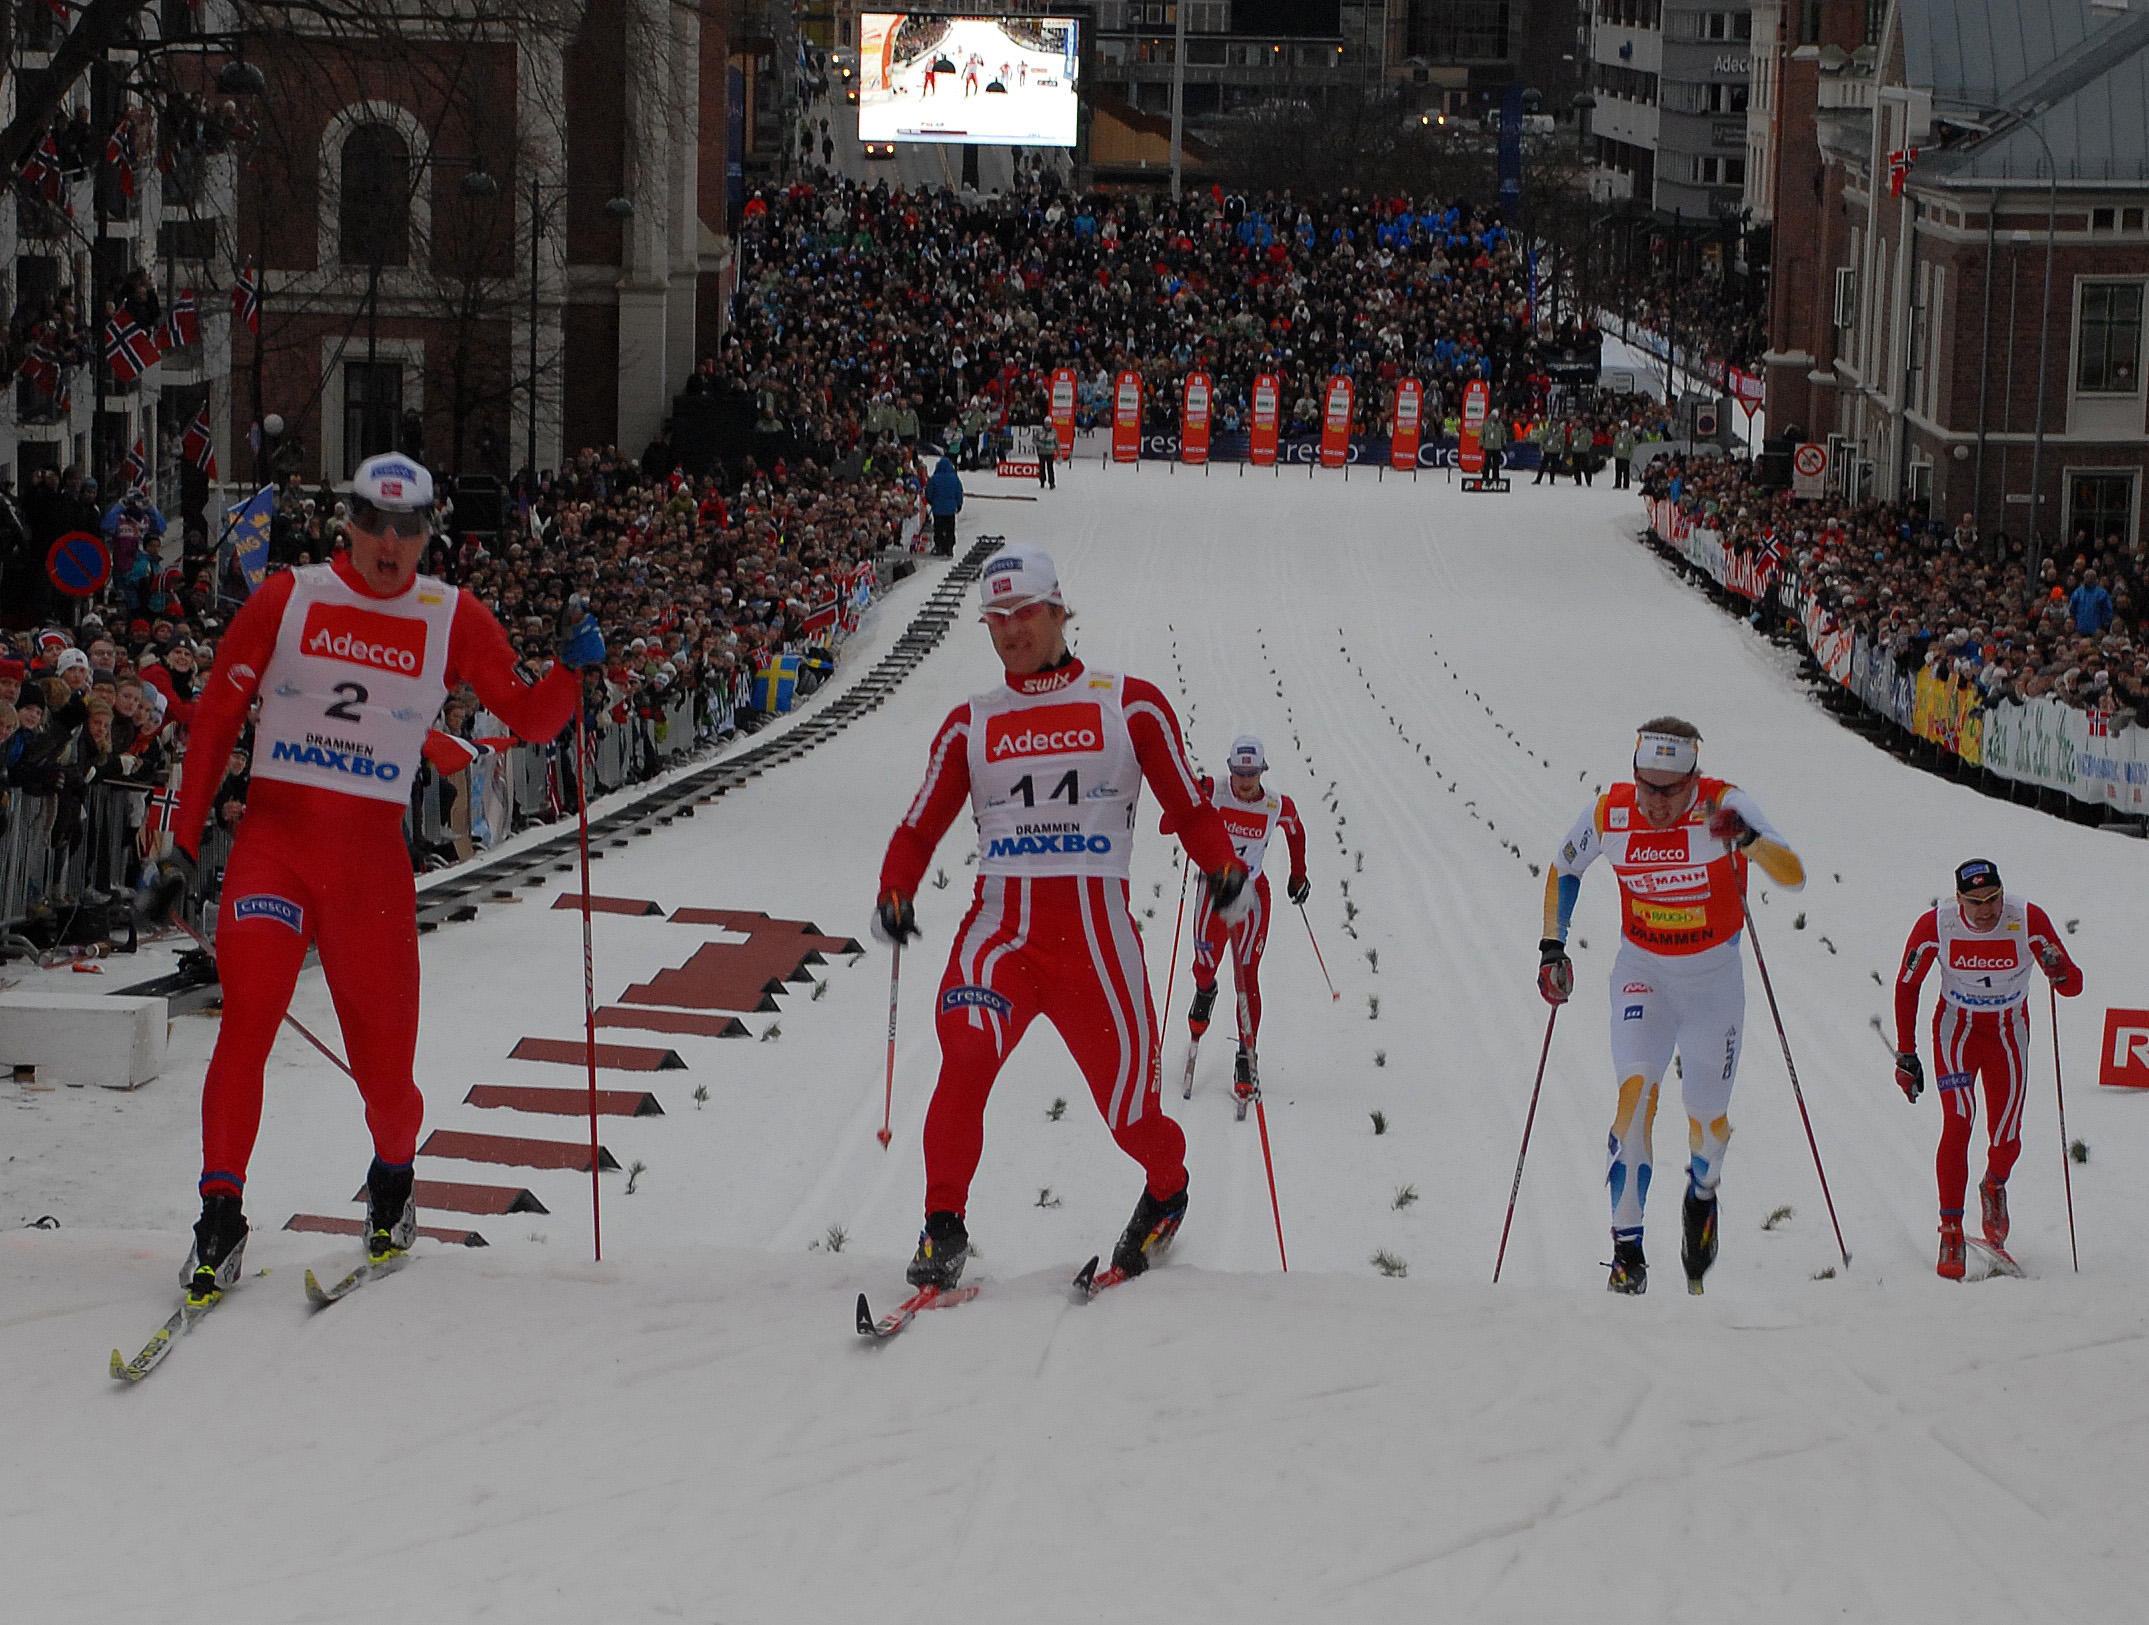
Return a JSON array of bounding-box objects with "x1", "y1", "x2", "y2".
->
[
  {"x1": 177, "y1": 555, "x2": 578, "y2": 1196},
  {"x1": 1895, "y1": 896, "x2": 2082, "y2": 1215},
  {"x1": 1161, "y1": 777, "x2": 1306, "y2": 1051},
  {"x1": 882, "y1": 658, "x2": 1237, "y2": 1216}
]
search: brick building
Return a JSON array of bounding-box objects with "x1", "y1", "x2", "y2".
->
[
  {"x1": 1781, "y1": 0, "x2": 2149, "y2": 552},
  {"x1": 3, "y1": 0, "x2": 737, "y2": 521}
]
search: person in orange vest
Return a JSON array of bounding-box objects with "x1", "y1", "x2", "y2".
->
[
  {"x1": 1891, "y1": 858, "x2": 2083, "y2": 1278},
  {"x1": 1537, "y1": 717, "x2": 1805, "y2": 1295}
]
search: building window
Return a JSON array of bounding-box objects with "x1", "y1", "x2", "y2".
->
[
  {"x1": 343, "y1": 360, "x2": 402, "y2": 474},
  {"x1": 2069, "y1": 471, "x2": 2136, "y2": 549},
  {"x1": 339, "y1": 124, "x2": 411, "y2": 268},
  {"x1": 2077, "y1": 283, "x2": 2143, "y2": 393}
]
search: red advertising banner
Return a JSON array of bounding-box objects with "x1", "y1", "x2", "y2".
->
[
  {"x1": 1391, "y1": 378, "x2": 1423, "y2": 471},
  {"x1": 1320, "y1": 375, "x2": 1353, "y2": 468},
  {"x1": 2102, "y1": 1008, "x2": 2149, "y2": 1088},
  {"x1": 1459, "y1": 379, "x2": 1489, "y2": 475},
  {"x1": 1249, "y1": 373, "x2": 1280, "y2": 466},
  {"x1": 1112, "y1": 371, "x2": 1141, "y2": 463},
  {"x1": 1050, "y1": 367, "x2": 1077, "y2": 459},
  {"x1": 1182, "y1": 371, "x2": 1212, "y2": 465}
]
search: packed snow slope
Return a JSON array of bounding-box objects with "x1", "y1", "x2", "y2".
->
[{"x1": 10, "y1": 455, "x2": 2149, "y2": 1624}]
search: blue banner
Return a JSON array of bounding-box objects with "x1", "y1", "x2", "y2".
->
[
  {"x1": 227, "y1": 484, "x2": 276, "y2": 596},
  {"x1": 1130, "y1": 432, "x2": 1542, "y2": 470}
]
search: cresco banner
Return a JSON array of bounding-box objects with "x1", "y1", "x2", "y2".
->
[
  {"x1": 1182, "y1": 371, "x2": 1212, "y2": 466},
  {"x1": 1391, "y1": 378, "x2": 1423, "y2": 471},
  {"x1": 1249, "y1": 373, "x2": 1279, "y2": 466},
  {"x1": 1112, "y1": 371, "x2": 1141, "y2": 463},
  {"x1": 1050, "y1": 367, "x2": 1077, "y2": 460},
  {"x1": 1320, "y1": 376, "x2": 1353, "y2": 469}
]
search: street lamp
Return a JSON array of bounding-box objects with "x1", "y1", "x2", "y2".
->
[{"x1": 524, "y1": 183, "x2": 634, "y2": 475}]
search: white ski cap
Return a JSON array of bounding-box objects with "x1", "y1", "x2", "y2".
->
[
  {"x1": 978, "y1": 541, "x2": 1064, "y2": 616},
  {"x1": 1227, "y1": 735, "x2": 1267, "y2": 775},
  {"x1": 351, "y1": 453, "x2": 436, "y2": 513},
  {"x1": 1635, "y1": 729, "x2": 1700, "y2": 776}
]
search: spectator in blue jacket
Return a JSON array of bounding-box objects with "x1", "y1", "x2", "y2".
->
[
  {"x1": 926, "y1": 456, "x2": 963, "y2": 557},
  {"x1": 2071, "y1": 570, "x2": 2115, "y2": 635}
]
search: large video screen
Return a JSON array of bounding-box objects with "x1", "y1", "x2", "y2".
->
[{"x1": 859, "y1": 13, "x2": 1081, "y2": 148}]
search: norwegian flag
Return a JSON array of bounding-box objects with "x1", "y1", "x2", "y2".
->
[
  {"x1": 144, "y1": 783, "x2": 181, "y2": 838},
  {"x1": 19, "y1": 132, "x2": 69, "y2": 211},
  {"x1": 801, "y1": 597, "x2": 840, "y2": 639},
  {"x1": 1888, "y1": 146, "x2": 1920, "y2": 198},
  {"x1": 44, "y1": 0, "x2": 69, "y2": 21},
  {"x1": 104, "y1": 116, "x2": 136, "y2": 198},
  {"x1": 103, "y1": 312, "x2": 161, "y2": 383},
  {"x1": 157, "y1": 287, "x2": 200, "y2": 351},
  {"x1": 181, "y1": 402, "x2": 217, "y2": 479},
  {"x1": 119, "y1": 436, "x2": 149, "y2": 493},
  {"x1": 232, "y1": 264, "x2": 260, "y2": 334},
  {"x1": 20, "y1": 344, "x2": 63, "y2": 399}
]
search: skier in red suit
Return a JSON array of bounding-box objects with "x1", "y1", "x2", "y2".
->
[
  {"x1": 876, "y1": 542, "x2": 1248, "y2": 1290},
  {"x1": 1892, "y1": 858, "x2": 2082, "y2": 1278},
  {"x1": 1160, "y1": 734, "x2": 1308, "y2": 1104},
  {"x1": 157, "y1": 454, "x2": 602, "y2": 1301}
]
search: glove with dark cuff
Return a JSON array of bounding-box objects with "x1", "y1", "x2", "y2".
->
[
  {"x1": 1706, "y1": 804, "x2": 1758, "y2": 848},
  {"x1": 141, "y1": 847, "x2": 198, "y2": 926},
  {"x1": 1207, "y1": 861, "x2": 1253, "y2": 922},
  {"x1": 1537, "y1": 938, "x2": 1573, "y2": 1006},
  {"x1": 872, "y1": 889, "x2": 918, "y2": 947},
  {"x1": 1895, "y1": 1051, "x2": 1925, "y2": 1103},
  {"x1": 1287, "y1": 873, "x2": 1311, "y2": 906}
]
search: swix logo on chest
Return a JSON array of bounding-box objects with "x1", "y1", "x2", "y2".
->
[
  {"x1": 985, "y1": 702, "x2": 1105, "y2": 761},
  {"x1": 300, "y1": 601, "x2": 427, "y2": 677},
  {"x1": 1948, "y1": 942, "x2": 2020, "y2": 972},
  {"x1": 1622, "y1": 832, "x2": 1690, "y2": 864}
]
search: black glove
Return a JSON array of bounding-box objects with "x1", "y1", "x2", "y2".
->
[
  {"x1": 141, "y1": 847, "x2": 198, "y2": 925},
  {"x1": 1287, "y1": 873, "x2": 1311, "y2": 906},
  {"x1": 1706, "y1": 804, "x2": 1757, "y2": 848},
  {"x1": 1206, "y1": 861, "x2": 1251, "y2": 918},
  {"x1": 1895, "y1": 1051, "x2": 1924, "y2": 1103},
  {"x1": 2035, "y1": 942, "x2": 2066, "y2": 974},
  {"x1": 1537, "y1": 938, "x2": 1573, "y2": 1006},
  {"x1": 872, "y1": 889, "x2": 918, "y2": 947}
]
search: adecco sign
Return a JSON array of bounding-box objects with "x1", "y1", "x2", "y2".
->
[{"x1": 2101, "y1": 1008, "x2": 2149, "y2": 1088}]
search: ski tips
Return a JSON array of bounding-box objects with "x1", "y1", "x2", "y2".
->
[
  {"x1": 1073, "y1": 1255, "x2": 1100, "y2": 1294},
  {"x1": 109, "y1": 1348, "x2": 128, "y2": 1381},
  {"x1": 303, "y1": 1268, "x2": 326, "y2": 1300},
  {"x1": 855, "y1": 1292, "x2": 874, "y2": 1336}
]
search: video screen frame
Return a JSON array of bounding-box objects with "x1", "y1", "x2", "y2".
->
[{"x1": 857, "y1": 12, "x2": 1083, "y2": 149}]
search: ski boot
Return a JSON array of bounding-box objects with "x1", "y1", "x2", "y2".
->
[
  {"x1": 1681, "y1": 1184, "x2": 1719, "y2": 1295},
  {"x1": 1110, "y1": 1182, "x2": 1189, "y2": 1278},
  {"x1": 1979, "y1": 1177, "x2": 2009, "y2": 1248},
  {"x1": 1187, "y1": 983, "x2": 1216, "y2": 1038},
  {"x1": 184, "y1": 1193, "x2": 249, "y2": 1301},
  {"x1": 1607, "y1": 1233, "x2": 1647, "y2": 1295},
  {"x1": 1937, "y1": 1216, "x2": 1967, "y2": 1280},
  {"x1": 364, "y1": 1158, "x2": 418, "y2": 1263},
  {"x1": 906, "y1": 1210, "x2": 969, "y2": 1290},
  {"x1": 1233, "y1": 1045, "x2": 1258, "y2": 1104}
]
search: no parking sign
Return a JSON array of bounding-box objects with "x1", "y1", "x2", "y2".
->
[
  {"x1": 46, "y1": 531, "x2": 111, "y2": 598},
  {"x1": 1792, "y1": 442, "x2": 1828, "y2": 499}
]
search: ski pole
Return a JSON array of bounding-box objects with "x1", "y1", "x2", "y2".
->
[
  {"x1": 1297, "y1": 902, "x2": 1341, "y2": 1002},
  {"x1": 2051, "y1": 984, "x2": 2079, "y2": 1273},
  {"x1": 170, "y1": 917, "x2": 354, "y2": 1080},
  {"x1": 1741, "y1": 884, "x2": 1851, "y2": 1270},
  {"x1": 1253, "y1": 1096, "x2": 1288, "y2": 1271},
  {"x1": 1494, "y1": 1005, "x2": 1559, "y2": 1283},
  {"x1": 575, "y1": 708, "x2": 603, "y2": 1263},
  {"x1": 1157, "y1": 858, "x2": 1192, "y2": 1037},
  {"x1": 878, "y1": 941, "x2": 901, "y2": 1149}
]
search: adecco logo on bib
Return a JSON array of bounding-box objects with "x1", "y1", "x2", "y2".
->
[
  {"x1": 1948, "y1": 942, "x2": 2021, "y2": 971},
  {"x1": 300, "y1": 601, "x2": 427, "y2": 677},
  {"x1": 986, "y1": 702, "x2": 1105, "y2": 761}
]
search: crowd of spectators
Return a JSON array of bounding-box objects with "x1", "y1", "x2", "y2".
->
[
  {"x1": 711, "y1": 172, "x2": 1672, "y2": 475},
  {"x1": 1643, "y1": 452, "x2": 2149, "y2": 727}
]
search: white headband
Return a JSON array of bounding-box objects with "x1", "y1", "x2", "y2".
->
[{"x1": 1635, "y1": 731, "x2": 1699, "y2": 775}]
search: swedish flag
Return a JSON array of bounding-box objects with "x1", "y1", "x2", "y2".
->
[{"x1": 753, "y1": 653, "x2": 802, "y2": 715}]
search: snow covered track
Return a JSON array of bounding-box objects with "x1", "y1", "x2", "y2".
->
[{"x1": 11, "y1": 469, "x2": 2149, "y2": 1621}]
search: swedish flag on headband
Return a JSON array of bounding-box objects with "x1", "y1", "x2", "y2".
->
[{"x1": 752, "y1": 652, "x2": 803, "y2": 715}]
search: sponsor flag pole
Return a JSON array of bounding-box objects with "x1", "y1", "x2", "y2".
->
[
  {"x1": 2052, "y1": 985, "x2": 2079, "y2": 1272},
  {"x1": 575, "y1": 706, "x2": 603, "y2": 1262}
]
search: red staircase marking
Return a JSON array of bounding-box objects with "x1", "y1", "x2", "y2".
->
[
  {"x1": 510, "y1": 1037, "x2": 685, "y2": 1071},
  {"x1": 420, "y1": 1128, "x2": 621, "y2": 1173},
  {"x1": 466, "y1": 1083, "x2": 664, "y2": 1117},
  {"x1": 597, "y1": 1006, "x2": 752, "y2": 1037},
  {"x1": 550, "y1": 894, "x2": 665, "y2": 916},
  {"x1": 616, "y1": 911, "x2": 858, "y2": 1012},
  {"x1": 285, "y1": 1214, "x2": 488, "y2": 1247},
  {"x1": 346, "y1": 1179, "x2": 550, "y2": 1216}
]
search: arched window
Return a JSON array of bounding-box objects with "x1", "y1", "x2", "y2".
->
[{"x1": 339, "y1": 123, "x2": 411, "y2": 267}]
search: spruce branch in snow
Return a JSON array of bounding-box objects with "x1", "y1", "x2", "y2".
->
[
  {"x1": 813, "y1": 980, "x2": 829, "y2": 1000},
  {"x1": 1046, "y1": 1097, "x2": 1068, "y2": 1121},
  {"x1": 824, "y1": 1224, "x2": 848, "y2": 1253},
  {"x1": 1366, "y1": 948, "x2": 1379, "y2": 973},
  {"x1": 1370, "y1": 1250, "x2": 1409, "y2": 1278},
  {"x1": 693, "y1": 1084, "x2": 710, "y2": 1110},
  {"x1": 1370, "y1": 1110, "x2": 1388, "y2": 1135},
  {"x1": 2071, "y1": 1140, "x2": 2090, "y2": 1164},
  {"x1": 1374, "y1": 1050, "x2": 1386, "y2": 1067},
  {"x1": 1367, "y1": 995, "x2": 1380, "y2": 1020},
  {"x1": 761, "y1": 1023, "x2": 782, "y2": 1042},
  {"x1": 1035, "y1": 1189, "x2": 1062, "y2": 1209},
  {"x1": 1763, "y1": 1205, "x2": 1794, "y2": 1230},
  {"x1": 1392, "y1": 1185, "x2": 1418, "y2": 1210},
  {"x1": 1793, "y1": 913, "x2": 1806, "y2": 930},
  {"x1": 625, "y1": 1160, "x2": 647, "y2": 1195},
  {"x1": 1812, "y1": 1267, "x2": 1837, "y2": 1280},
  {"x1": 933, "y1": 868, "x2": 950, "y2": 890}
]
